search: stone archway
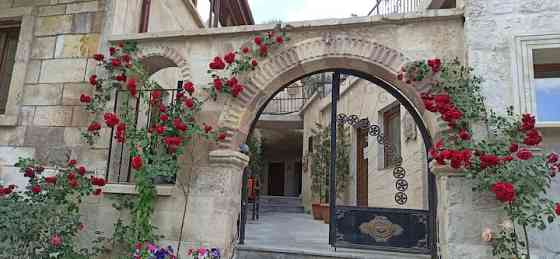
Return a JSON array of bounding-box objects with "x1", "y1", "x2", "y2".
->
[
  {"x1": 135, "y1": 45, "x2": 191, "y2": 80},
  {"x1": 216, "y1": 35, "x2": 436, "y2": 150}
]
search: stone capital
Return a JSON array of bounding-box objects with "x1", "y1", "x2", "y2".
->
[{"x1": 209, "y1": 149, "x2": 249, "y2": 169}]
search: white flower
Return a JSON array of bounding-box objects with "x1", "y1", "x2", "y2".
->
[
  {"x1": 500, "y1": 220, "x2": 514, "y2": 231},
  {"x1": 481, "y1": 228, "x2": 493, "y2": 242}
]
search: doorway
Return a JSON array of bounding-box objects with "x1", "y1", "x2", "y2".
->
[{"x1": 268, "y1": 162, "x2": 285, "y2": 196}]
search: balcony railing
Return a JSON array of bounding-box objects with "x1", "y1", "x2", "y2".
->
[
  {"x1": 368, "y1": 0, "x2": 427, "y2": 16},
  {"x1": 263, "y1": 84, "x2": 308, "y2": 115}
]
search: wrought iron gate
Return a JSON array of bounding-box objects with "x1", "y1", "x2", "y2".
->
[{"x1": 327, "y1": 70, "x2": 436, "y2": 256}]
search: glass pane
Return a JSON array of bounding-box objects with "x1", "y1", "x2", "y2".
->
[{"x1": 535, "y1": 78, "x2": 560, "y2": 122}]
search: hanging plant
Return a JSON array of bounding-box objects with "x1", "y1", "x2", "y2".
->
[{"x1": 399, "y1": 58, "x2": 560, "y2": 258}]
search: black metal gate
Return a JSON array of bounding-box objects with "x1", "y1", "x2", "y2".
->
[{"x1": 240, "y1": 69, "x2": 437, "y2": 258}]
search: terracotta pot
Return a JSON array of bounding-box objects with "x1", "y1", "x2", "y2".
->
[
  {"x1": 320, "y1": 203, "x2": 330, "y2": 224},
  {"x1": 311, "y1": 203, "x2": 322, "y2": 220}
]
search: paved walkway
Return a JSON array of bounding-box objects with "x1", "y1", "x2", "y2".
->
[{"x1": 244, "y1": 212, "x2": 330, "y2": 251}]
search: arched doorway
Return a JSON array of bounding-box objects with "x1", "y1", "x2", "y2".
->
[{"x1": 238, "y1": 67, "x2": 436, "y2": 257}]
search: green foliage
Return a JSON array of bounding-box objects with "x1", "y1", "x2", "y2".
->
[
  {"x1": 247, "y1": 133, "x2": 265, "y2": 176},
  {"x1": 0, "y1": 158, "x2": 104, "y2": 258},
  {"x1": 308, "y1": 123, "x2": 351, "y2": 203}
]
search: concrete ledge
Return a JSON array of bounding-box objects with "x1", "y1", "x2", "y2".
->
[
  {"x1": 103, "y1": 183, "x2": 175, "y2": 196},
  {"x1": 108, "y1": 8, "x2": 465, "y2": 42}
]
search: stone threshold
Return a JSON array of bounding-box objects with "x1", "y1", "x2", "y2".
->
[
  {"x1": 235, "y1": 244, "x2": 431, "y2": 259},
  {"x1": 103, "y1": 183, "x2": 175, "y2": 196}
]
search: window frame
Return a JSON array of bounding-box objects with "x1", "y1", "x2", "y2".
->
[
  {"x1": 0, "y1": 7, "x2": 34, "y2": 126},
  {"x1": 382, "y1": 104, "x2": 401, "y2": 168},
  {"x1": 512, "y1": 33, "x2": 560, "y2": 127}
]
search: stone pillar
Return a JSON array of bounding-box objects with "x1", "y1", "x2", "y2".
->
[
  {"x1": 179, "y1": 149, "x2": 249, "y2": 257},
  {"x1": 434, "y1": 165, "x2": 503, "y2": 259}
]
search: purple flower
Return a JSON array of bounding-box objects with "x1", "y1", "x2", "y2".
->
[{"x1": 210, "y1": 248, "x2": 220, "y2": 258}]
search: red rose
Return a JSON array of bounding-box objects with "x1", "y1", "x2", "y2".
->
[
  {"x1": 547, "y1": 152, "x2": 559, "y2": 164},
  {"x1": 87, "y1": 121, "x2": 101, "y2": 132},
  {"x1": 159, "y1": 114, "x2": 169, "y2": 122},
  {"x1": 45, "y1": 176, "x2": 57, "y2": 184},
  {"x1": 159, "y1": 104, "x2": 167, "y2": 112},
  {"x1": 80, "y1": 94, "x2": 92, "y2": 103},
  {"x1": 204, "y1": 124, "x2": 213, "y2": 133},
  {"x1": 441, "y1": 106, "x2": 463, "y2": 122},
  {"x1": 254, "y1": 36, "x2": 262, "y2": 45},
  {"x1": 224, "y1": 52, "x2": 236, "y2": 64},
  {"x1": 276, "y1": 36, "x2": 284, "y2": 44},
  {"x1": 90, "y1": 176, "x2": 106, "y2": 187},
  {"x1": 89, "y1": 75, "x2": 98, "y2": 86},
  {"x1": 218, "y1": 132, "x2": 227, "y2": 141},
  {"x1": 78, "y1": 166, "x2": 87, "y2": 176},
  {"x1": 173, "y1": 118, "x2": 188, "y2": 131},
  {"x1": 93, "y1": 53, "x2": 104, "y2": 61},
  {"x1": 94, "y1": 188, "x2": 102, "y2": 196},
  {"x1": 68, "y1": 159, "x2": 77, "y2": 166},
  {"x1": 227, "y1": 77, "x2": 238, "y2": 87},
  {"x1": 434, "y1": 94, "x2": 451, "y2": 106},
  {"x1": 516, "y1": 148, "x2": 533, "y2": 160},
  {"x1": 458, "y1": 129, "x2": 471, "y2": 140},
  {"x1": 50, "y1": 234, "x2": 62, "y2": 248},
  {"x1": 115, "y1": 123, "x2": 126, "y2": 143},
  {"x1": 116, "y1": 73, "x2": 127, "y2": 82},
  {"x1": 251, "y1": 59, "x2": 258, "y2": 67},
  {"x1": 397, "y1": 73, "x2": 403, "y2": 81},
  {"x1": 509, "y1": 143, "x2": 519, "y2": 153},
  {"x1": 131, "y1": 156, "x2": 143, "y2": 170},
  {"x1": 521, "y1": 113, "x2": 536, "y2": 131},
  {"x1": 213, "y1": 78, "x2": 223, "y2": 91},
  {"x1": 111, "y1": 58, "x2": 121, "y2": 67},
  {"x1": 501, "y1": 155, "x2": 513, "y2": 163},
  {"x1": 440, "y1": 149, "x2": 452, "y2": 160},
  {"x1": 184, "y1": 98, "x2": 194, "y2": 109},
  {"x1": 423, "y1": 99, "x2": 437, "y2": 112},
  {"x1": 122, "y1": 54, "x2": 131, "y2": 64},
  {"x1": 109, "y1": 47, "x2": 116, "y2": 56},
  {"x1": 555, "y1": 203, "x2": 560, "y2": 216},
  {"x1": 164, "y1": 136, "x2": 182, "y2": 146},
  {"x1": 427, "y1": 58, "x2": 442, "y2": 73},
  {"x1": 242, "y1": 47, "x2": 250, "y2": 53},
  {"x1": 480, "y1": 154, "x2": 499, "y2": 168},
  {"x1": 103, "y1": 113, "x2": 120, "y2": 127},
  {"x1": 156, "y1": 125, "x2": 166, "y2": 134},
  {"x1": 24, "y1": 167, "x2": 35, "y2": 178},
  {"x1": 523, "y1": 129, "x2": 542, "y2": 146},
  {"x1": 31, "y1": 185, "x2": 42, "y2": 193},
  {"x1": 127, "y1": 79, "x2": 137, "y2": 97},
  {"x1": 183, "y1": 81, "x2": 195, "y2": 95},
  {"x1": 209, "y1": 56, "x2": 225, "y2": 70},
  {"x1": 259, "y1": 44, "x2": 268, "y2": 57},
  {"x1": 491, "y1": 182, "x2": 516, "y2": 203},
  {"x1": 232, "y1": 84, "x2": 244, "y2": 97},
  {"x1": 67, "y1": 172, "x2": 77, "y2": 182}
]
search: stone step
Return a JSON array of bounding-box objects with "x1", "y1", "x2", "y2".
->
[
  {"x1": 259, "y1": 196, "x2": 302, "y2": 205},
  {"x1": 257, "y1": 196, "x2": 304, "y2": 213},
  {"x1": 234, "y1": 245, "x2": 431, "y2": 259},
  {"x1": 259, "y1": 205, "x2": 304, "y2": 213}
]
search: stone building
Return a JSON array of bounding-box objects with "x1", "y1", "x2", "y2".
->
[{"x1": 0, "y1": 0, "x2": 559, "y2": 258}]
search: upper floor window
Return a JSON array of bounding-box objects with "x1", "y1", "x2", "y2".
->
[
  {"x1": 0, "y1": 23, "x2": 20, "y2": 114},
  {"x1": 533, "y1": 48, "x2": 560, "y2": 122},
  {"x1": 383, "y1": 105, "x2": 401, "y2": 168}
]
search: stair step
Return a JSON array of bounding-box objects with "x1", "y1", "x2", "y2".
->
[{"x1": 234, "y1": 245, "x2": 431, "y2": 259}]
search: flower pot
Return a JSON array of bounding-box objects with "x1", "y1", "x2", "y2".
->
[
  {"x1": 311, "y1": 203, "x2": 323, "y2": 220},
  {"x1": 320, "y1": 203, "x2": 330, "y2": 224}
]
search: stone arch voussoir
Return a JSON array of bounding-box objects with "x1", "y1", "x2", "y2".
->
[
  {"x1": 134, "y1": 45, "x2": 191, "y2": 81},
  {"x1": 217, "y1": 35, "x2": 434, "y2": 150}
]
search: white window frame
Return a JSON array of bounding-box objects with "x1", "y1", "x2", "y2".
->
[{"x1": 512, "y1": 33, "x2": 560, "y2": 127}]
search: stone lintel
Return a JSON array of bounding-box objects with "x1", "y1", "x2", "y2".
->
[{"x1": 209, "y1": 149, "x2": 249, "y2": 169}]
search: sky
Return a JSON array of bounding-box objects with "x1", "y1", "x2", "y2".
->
[
  {"x1": 197, "y1": 0, "x2": 376, "y2": 25},
  {"x1": 535, "y1": 78, "x2": 560, "y2": 122}
]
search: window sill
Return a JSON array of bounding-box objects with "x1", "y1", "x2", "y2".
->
[
  {"x1": 103, "y1": 183, "x2": 175, "y2": 196},
  {"x1": 0, "y1": 114, "x2": 17, "y2": 126}
]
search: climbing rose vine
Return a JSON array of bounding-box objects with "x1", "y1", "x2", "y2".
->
[
  {"x1": 399, "y1": 59, "x2": 560, "y2": 258},
  {"x1": 80, "y1": 31, "x2": 288, "y2": 253}
]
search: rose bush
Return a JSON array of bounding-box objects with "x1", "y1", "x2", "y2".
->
[
  {"x1": 0, "y1": 158, "x2": 105, "y2": 258},
  {"x1": 399, "y1": 59, "x2": 560, "y2": 258},
  {"x1": 80, "y1": 31, "x2": 288, "y2": 254}
]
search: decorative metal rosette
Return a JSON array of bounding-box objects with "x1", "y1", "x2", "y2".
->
[
  {"x1": 395, "y1": 179, "x2": 408, "y2": 192},
  {"x1": 395, "y1": 192, "x2": 408, "y2": 205},
  {"x1": 393, "y1": 166, "x2": 405, "y2": 178}
]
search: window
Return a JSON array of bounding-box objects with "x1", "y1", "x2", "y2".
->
[
  {"x1": 512, "y1": 34, "x2": 560, "y2": 125},
  {"x1": 532, "y1": 48, "x2": 560, "y2": 122},
  {"x1": 383, "y1": 105, "x2": 401, "y2": 168},
  {"x1": 308, "y1": 136, "x2": 314, "y2": 153},
  {"x1": 0, "y1": 23, "x2": 20, "y2": 114}
]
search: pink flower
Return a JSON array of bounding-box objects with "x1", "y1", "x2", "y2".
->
[
  {"x1": 50, "y1": 234, "x2": 62, "y2": 247},
  {"x1": 481, "y1": 228, "x2": 492, "y2": 242}
]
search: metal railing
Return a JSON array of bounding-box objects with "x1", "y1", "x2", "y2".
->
[
  {"x1": 105, "y1": 86, "x2": 182, "y2": 184},
  {"x1": 262, "y1": 84, "x2": 308, "y2": 115},
  {"x1": 368, "y1": 0, "x2": 427, "y2": 16}
]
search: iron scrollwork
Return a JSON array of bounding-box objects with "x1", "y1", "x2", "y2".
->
[{"x1": 337, "y1": 113, "x2": 409, "y2": 205}]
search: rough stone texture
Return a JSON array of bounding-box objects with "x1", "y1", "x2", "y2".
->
[
  {"x1": 0, "y1": 0, "x2": 13, "y2": 9},
  {"x1": 72, "y1": 12, "x2": 96, "y2": 33},
  {"x1": 25, "y1": 60, "x2": 42, "y2": 83},
  {"x1": 35, "y1": 15, "x2": 73, "y2": 36},
  {"x1": 0, "y1": 127, "x2": 26, "y2": 146},
  {"x1": 66, "y1": 1, "x2": 99, "y2": 14},
  {"x1": 33, "y1": 106, "x2": 73, "y2": 126},
  {"x1": 31, "y1": 36, "x2": 56, "y2": 59},
  {"x1": 54, "y1": 34, "x2": 100, "y2": 58},
  {"x1": 12, "y1": 0, "x2": 53, "y2": 7},
  {"x1": 22, "y1": 84, "x2": 63, "y2": 105},
  {"x1": 62, "y1": 83, "x2": 91, "y2": 105},
  {"x1": 0, "y1": 146, "x2": 35, "y2": 166},
  {"x1": 39, "y1": 58, "x2": 87, "y2": 83},
  {"x1": 38, "y1": 5, "x2": 67, "y2": 16}
]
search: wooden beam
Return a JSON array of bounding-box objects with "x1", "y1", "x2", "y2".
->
[
  {"x1": 534, "y1": 63, "x2": 560, "y2": 78},
  {"x1": 139, "y1": 0, "x2": 151, "y2": 33}
]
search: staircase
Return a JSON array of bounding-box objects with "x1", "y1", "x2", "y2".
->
[
  {"x1": 258, "y1": 196, "x2": 304, "y2": 214},
  {"x1": 234, "y1": 245, "x2": 432, "y2": 259}
]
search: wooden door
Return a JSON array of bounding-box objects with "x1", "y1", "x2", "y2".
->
[
  {"x1": 356, "y1": 128, "x2": 368, "y2": 207},
  {"x1": 268, "y1": 162, "x2": 285, "y2": 196}
]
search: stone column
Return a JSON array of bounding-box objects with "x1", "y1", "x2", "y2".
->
[
  {"x1": 434, "y1": 165, "x2": 503, "y2": 259},
  {"x1": 179, "y1": 149, "x2": 249, "y2": 257}
]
